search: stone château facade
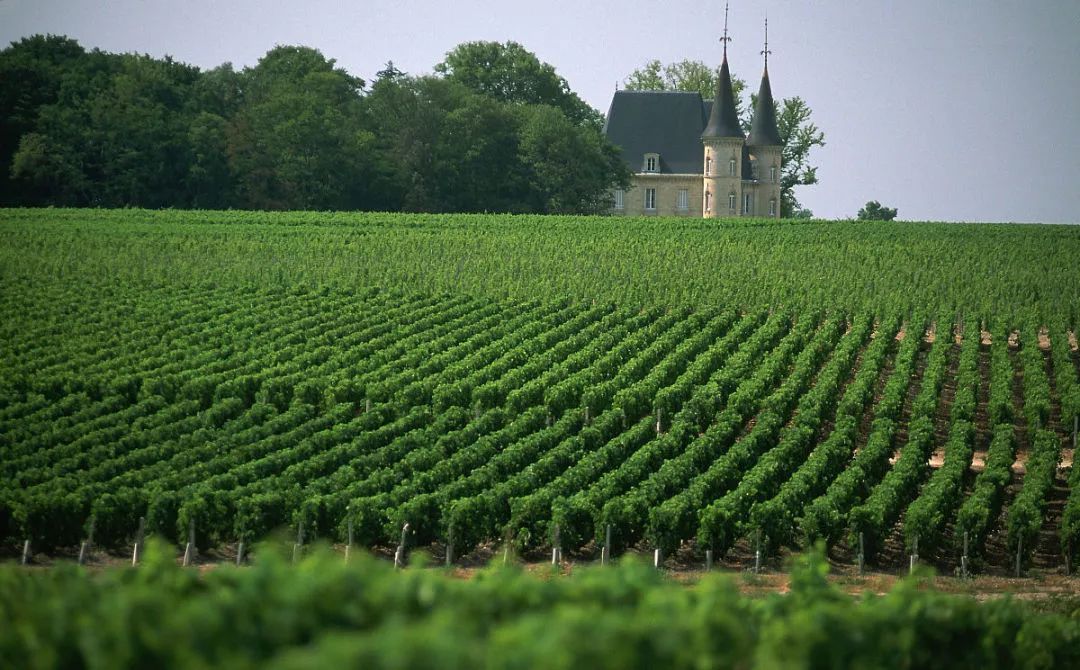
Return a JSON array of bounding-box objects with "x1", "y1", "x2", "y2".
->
[{"x1": 603, "y1": 32, "x2": 783, "y2": 219}]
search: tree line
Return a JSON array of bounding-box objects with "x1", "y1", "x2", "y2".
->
[
  {"x1": 1, "y1": 36, "x2": 824, "y2": 215},
  {"x1": 0, "y1": 36, "x2": 632, "y2": 213}
]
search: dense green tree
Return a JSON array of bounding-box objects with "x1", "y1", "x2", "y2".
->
[
  {"x1": 773, "y1": 96, "x2": 825, "y2": 217},
  {"x1": 435, "y1": 41, "x2": 601, "y2": 129},
  {"x1": 186, "y1": 111, "x2": 232, "y2": 208},
  {"x1": 518, "y1": 105, "x2": 630, "y2": 214},
  {"x1": 363, "y1": 74, "x2": 470, "y2": 212},
  {"x1": 11, "y1": 51, "x2": 200, "y2": 207},
  {"x1": 624, "y1": 58, "x2": 747, "y2": 119},
  {"x1": 857, "y1": 201, "x2": 898, "y2": 221},
  {"x1": 434, "y1": 91, "x2": 529, "y2": 212},
  {"x1": 368, "y1": 70, "x2": 627, "y2": 215},
  {"x1": 228, "y1": 46, "x2": 382, "y2": 210},
  {"x1": 2, "y1": 35, "x2": 629, "y2": 215},
  {"x1": 10, "y1": 131, "x2": 90, "y2": 204},
  {"x1": 0, "y1": 35, "x2": 89, "y2": 204}
]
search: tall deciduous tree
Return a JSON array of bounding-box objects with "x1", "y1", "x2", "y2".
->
[
  {"x1": 773, "y1": 96, "x2": 825, "y2": 217},
  {"x1": 436, "y1": 41, "x2": 601, "y2": 130},
  {"x1": 518, "y1": 105, "x2": 630, "y2": 214},
  {"x1": 624, "y1": 58, "x2": 747, "y2": 119},
  {"x1": 228, "y1": 46, "x2": 385, "y2": 210},
  {"x1": 3, "y1": 35, "x2": 629, "y2": 215},
  {"x1": 0, "y1": 35, "x2": 88, "y2": 204},
  {"x1": 12, "y1": 51, "x2": 200, "y2": 207}
]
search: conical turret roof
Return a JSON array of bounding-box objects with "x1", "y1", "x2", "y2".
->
[
  {"x1": 701, "y1": 56, "x2": 743, "y2": 139},
  {"x1": 747, "y1": 67, "x2": 782, "y2": 147}
]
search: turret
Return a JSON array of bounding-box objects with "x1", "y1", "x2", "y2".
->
[
  {"x1": 701, "y1": 3, "x2": 743, "y2": 219},
  {"x1": 746, "y1": 16, "x2": 783, "y2": 218}
]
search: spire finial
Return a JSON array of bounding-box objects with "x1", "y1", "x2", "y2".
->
[
  {"x1": 720, "y1": 2, "x2": 732, "y2": 58},
  {"x1": 761, "y1": 13, "x2": 772, "y2": 70}
]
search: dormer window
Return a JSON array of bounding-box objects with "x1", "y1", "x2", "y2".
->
[{"x1": 643, "y1": 153, "x2": 660, "y2": 173}]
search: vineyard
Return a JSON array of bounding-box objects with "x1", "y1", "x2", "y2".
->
[
  {"x1": 1, "y1": 209, "x2": 1080, "y2": 578},
  {"x1": 6, "y1": 544, "x2": 1080, "y2": 669}
]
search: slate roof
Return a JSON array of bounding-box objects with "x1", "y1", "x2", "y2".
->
[
  {"x1": 603, "y1": 90, "x2": 712, "y2": 174},
  {"x1": 747, "y1": 68, "x2": 782, "y2": 147},
  {"x1": 702, "y1": 57, "x2": 744, "y2": 139}
]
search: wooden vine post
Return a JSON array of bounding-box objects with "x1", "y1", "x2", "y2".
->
[
  {"x1": 131, "y1": 517, "x2": 146, "y2": 566},
  {"x1": 78, "y1": 518, "x2": 95, "y2": 566},
  {"x1": 292, "y1": 520, "x2": 305, "y2": 565},
  {"x1": 182, "y1": 519, "x2": 195, "y2": 567},
  {"x1": 394, "y1": 522, "x2": 410, "y2": 569},
  {"x1": 345, "y1": 514, "x2": 354, "y2": 565},
  {"x1": 960, "y1": 531, "x2": 969, "y2": 579},
  {"x1": 601, "y1": 524, "x2": 612, "y2": 565},
  {"x1": 754, "y1": 529, "x2": 762, "y2": 574},
  {"x1": 445, "y1": 523, "x2": 454, "y2": 568}
]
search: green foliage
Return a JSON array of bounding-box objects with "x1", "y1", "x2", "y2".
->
[
  {"x1": 857, "y1": 200, "x2": 898, "y2": 221},
  {"x1": 3, "y1": 547, "x2": 1080, "y2": 669},
  {"x1": 624, "y1": 58, "x2": 747, "y2": 114},
  {"x1": 228, "y1": 46, "x2": 380, "y2": 211},
  {"x1": 1, "y1": 36, "x2": 626, "y2": 215},
  {"x1": 435, "y1": 40, "x2": 601, "y2": 129},
  {"x1": 1, "y1": 210, "x2": 1078, "y2": 577},
  {"x1": 3, "y1": 209, "x2": 1078, "y2": 323},
  {"x1": 776, "y1": 96, "x2": 825, "y2": 217},
  {"x1": 1008, "y1": 429, "x2": 1061, "y2": 568}
]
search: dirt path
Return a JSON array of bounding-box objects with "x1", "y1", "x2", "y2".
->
[
  {"x1": 1009, "y1": 332, "x2": 1031, "y2": 474},
  {"x1": 927, "y1": 332, "x2": 961, "y2": 468},
  {"x1": 969, "y1": 333, "x2": 992, "y2": 472}
]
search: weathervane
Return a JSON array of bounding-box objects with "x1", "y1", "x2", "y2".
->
[
  {"x1": 761, "y1": 14, "x2": 772, "y2": 69},
  {"x1": 720, "y1": 2, "x2": 732, "y2": 57}
]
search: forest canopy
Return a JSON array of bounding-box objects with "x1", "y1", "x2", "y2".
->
[{"x1": 0, "y1": 36, "x2": 630, "y2": 214}]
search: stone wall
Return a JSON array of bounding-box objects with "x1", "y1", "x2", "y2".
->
[{"x1": 615, "y1": 173, "x2": 702, "y2": 217}]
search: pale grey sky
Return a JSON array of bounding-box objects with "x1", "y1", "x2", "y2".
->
[{"x1": 2, "y1": 0, "x2": 1078, "y2": 223}]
